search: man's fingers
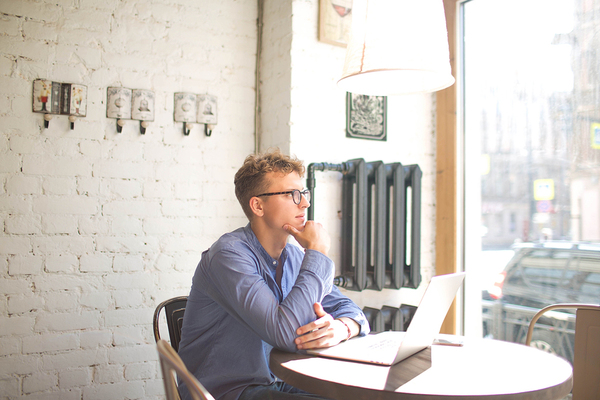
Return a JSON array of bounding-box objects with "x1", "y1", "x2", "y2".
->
[
  {"x1": 295, "y1": 312, "x2": 332, "y2": 336},
  {"x1": 283, "y1": 224, "x2": 300, "y2": 235},
  {"x1": 295, "y1": 326, "x2": 330, "y2": 348},
  {"x1": 284, "y1": 221, "x2": 330, "y2": 256},
  {"x1": 313, "y1": 302, "x2": 326, "y2": 318}
]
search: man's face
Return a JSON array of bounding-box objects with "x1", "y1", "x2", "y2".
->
[{"x1": 259, "y1": 171, "x2": 309, "y2": 232}]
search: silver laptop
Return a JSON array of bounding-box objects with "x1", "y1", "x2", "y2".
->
[{"x1": 306, "y1": 272, "x2": 466, "y2": 366}]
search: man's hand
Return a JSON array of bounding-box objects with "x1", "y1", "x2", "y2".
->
[
  {"x1": 284, "y1": 221, "x2": 330, "y2": 256},
  {"x1": 294, "y1": 303, "x2": 354, "y2": 350}
]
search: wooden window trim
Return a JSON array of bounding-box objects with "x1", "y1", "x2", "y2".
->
[{"x1": 436, "y1": 0, "x2": 459, "y2": 334}]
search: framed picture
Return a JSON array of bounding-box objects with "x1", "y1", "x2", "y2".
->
[
  {"x1": 318, "y1": 0, "x2": 353, "y2": 47},
  {"x1": 346, "y1": 92, "x2": 387, "y2": 141}
]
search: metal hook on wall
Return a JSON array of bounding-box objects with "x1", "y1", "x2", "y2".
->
[
  {"x1": 174, "y1": 92, "x2": 196, "y2": 136},
  {"x1": 116, "y1": 119, "x2": 125, "y2": 133},
  {"x1": 43, "y1": 114, "x2": 52, "y2": 129},
  {"x1": 174, "y1": 92, "x2": 217, "y2": 137},
  {"x1": 183, "y1": 122, "x2": 192, "y2": 136},
  {"x1": 205, "y1": 124, "x2": 215, "y2": 137},
  {"x1": 132, "y1": 89, "x2": 154, "y2": 135},
  {"x1": 197, "y1": 94, "x2": 217, "y2": 137},
  {"x1": 140, "y1": 120, "x2": 150, "y2": 135},
  {"x1": 33, "y1": 79, "x2": 87, "y2": 130},
  {"x1": 107, "y1": 87, "x2": 132, "y2": 133}
]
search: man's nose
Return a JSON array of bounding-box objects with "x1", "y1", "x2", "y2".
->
[{"x1": 299, "y1": 194, "x2": 310, "y2": 208}]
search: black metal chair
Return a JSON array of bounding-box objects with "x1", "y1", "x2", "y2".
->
[{"x1": 153, "y1": 296, "x2": 188, "y2": 352}]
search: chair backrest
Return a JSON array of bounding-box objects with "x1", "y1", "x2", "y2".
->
[
  {"x1": 154, "y1": 296, "x2": 188, "y2": 352},
  {"x1": 526, "y1": 303, "x2": 600, "y2": 399},
  {"x1": 572, "y1": 306, "x2": 600, "y2": 399},
  {"x1": 157, "y1": 339, "x2": 215, "y2": 400}
]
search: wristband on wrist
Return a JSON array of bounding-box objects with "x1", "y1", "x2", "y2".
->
[{"x1": 338, "y1": 319, "x2": 352, "y2": 342}]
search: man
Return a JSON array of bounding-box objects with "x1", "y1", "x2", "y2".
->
[{"x1": 178, "y1": 150, "x2": 370, "y2": 400}]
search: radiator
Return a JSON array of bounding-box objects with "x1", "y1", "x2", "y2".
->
[
  {"x1": 307, "y1": 159, "x2": 422, "y2": 291},
  {"x1": 362, "y1": 305, "x2": 417, "y2": 333}
]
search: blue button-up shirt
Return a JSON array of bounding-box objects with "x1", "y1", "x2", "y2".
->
[{"x1": 178, "y1": 224, "x2": 369, "y2": 400}]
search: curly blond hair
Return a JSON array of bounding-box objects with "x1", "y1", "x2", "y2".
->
[{"x1": 234, "y1": 149, "x2": 305, "y2": 220}]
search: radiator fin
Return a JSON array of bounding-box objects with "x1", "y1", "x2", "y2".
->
[
  {"x1": 363, "y1": 305, "x2": 417, "y2": 333},
  {"x1": 308, "y1": 159, "x2": 422, "y2": 291}
]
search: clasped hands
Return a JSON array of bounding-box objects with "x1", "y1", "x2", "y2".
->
[{"x1": 294, "y1": 303, "x2": 352, "y2": 350}]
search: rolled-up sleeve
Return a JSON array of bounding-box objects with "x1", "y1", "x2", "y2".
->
[{"x1": 321, "y1": 286, "x2": 370, "y2": 336}]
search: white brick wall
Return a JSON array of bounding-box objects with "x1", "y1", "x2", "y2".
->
[
  {"x1": 0, "y1": 0, "x2": 436, "y2": 398},
  {"x1": 0, "y1": 0, "x2": 257, "y2": 397}
]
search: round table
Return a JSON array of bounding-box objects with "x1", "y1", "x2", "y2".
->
[{"x1": 269, "y1": 336, "x2": 573, "y2": 400}]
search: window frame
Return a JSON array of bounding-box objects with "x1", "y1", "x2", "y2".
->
[{"x1": 436, "y1": 0, "x2": 463, "y2": 334}]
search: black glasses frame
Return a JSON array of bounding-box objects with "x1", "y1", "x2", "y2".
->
[{"x1": 255, "y1": 189, "x2": 311, "y2": 205}]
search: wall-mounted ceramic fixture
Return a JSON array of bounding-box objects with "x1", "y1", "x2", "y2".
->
[
  {"x1": 131, "y1": 89, "x2": 154, "y2": 134},
  {"x1": 43, "y1": 113, "x2": 53, "y2": 128},
  {"x1": 33, "y1": 79, "x2": 87, "y2": 129},
  {"x1": 197, "y1": 94, "x2": 217, "y2": 136},
  {"x1": 173, "y1": 93, "x2": 218, "y2": 136},
  {"x1": 174, "y1": 92, "x2": 197, "y2": 135},
  {"x1": 106, "y1": 87, "x2": 132, "y2": 133},
  {"x1": 107, "y1": 87, "x2": 154, "y2": 134}
]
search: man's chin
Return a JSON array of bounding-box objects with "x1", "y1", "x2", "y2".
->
[{"x1": 285, "y1": 221, "x2": 305, "y2": 231}]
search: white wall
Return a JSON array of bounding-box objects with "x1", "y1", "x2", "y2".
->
[
  {"x1": 0, "y1": 1, "x2": 256, "y2": 398},
  {"x1": 0, "y1": 0, "x2": 436, "y2": 398},
  {"x1": 259, "y1": 0, "x2": 293, "y2": 154},
  {"x1": 279, "y1": 0, "x2": 437, "y2": 307}
]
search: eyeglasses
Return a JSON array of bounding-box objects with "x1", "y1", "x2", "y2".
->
[{"x1": 255, "y1": 189, "x2": 311, "y2": 205}]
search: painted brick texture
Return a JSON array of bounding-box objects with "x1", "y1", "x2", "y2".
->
[{"x1": 0, "y1": 0, "x2": 256, "y2": 398}]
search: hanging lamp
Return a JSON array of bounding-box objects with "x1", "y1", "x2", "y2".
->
[{"x1": 338, "y1": 0, "x2": 455, "y2": 95}]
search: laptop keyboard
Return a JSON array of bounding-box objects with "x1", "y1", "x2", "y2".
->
[{"x1": 364, "y1": 332, "x2": 406, "y2": 353}]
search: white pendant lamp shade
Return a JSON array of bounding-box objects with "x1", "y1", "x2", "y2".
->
[{"x1": 338, "y1": 0, "x2": 455, "y2": 96}]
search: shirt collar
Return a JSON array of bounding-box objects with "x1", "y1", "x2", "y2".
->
[{"x1": 243, "y1": 223, "x2": 288, "y2": 267}]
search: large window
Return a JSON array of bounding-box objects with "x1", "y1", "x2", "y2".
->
[{"x1": 461, "y1": 0, "x2": 600, "y2": 361}]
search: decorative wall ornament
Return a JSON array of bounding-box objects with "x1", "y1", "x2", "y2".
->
[
  {"x1": 106, "y1": 87, "x2": 131, "y2": 133},
  {"x1": 196, "y1": 94, "x2": 218, "y2": 136},
  {"x1": 345, "y1": 92, "x2": 387, "y2": 141},
  {"x1": 174, "y1": 92, "x2": 197, "y2": 135},
  {"x1": 33, "y1": 79, "x2": 87, "y2": 129},
  {"x1": 131, "y1": 89, "x2": 154, "y2": 134},
  {"x1": 106, "y1": 87, "x2": 154, "y2": 134},
  {"x1": 318, "y1": 0, "x2": 353, "y2": 47},
  {"x1": 33, "y1": 79, "x2": 58, "y2": 114},
  {"x1": 173, "y1": 93, "x2": 218, "y2": 136}
]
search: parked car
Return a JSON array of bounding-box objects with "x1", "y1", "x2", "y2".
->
[{"x1": 482, "y1": 241, "x2": 600, "y2": 364}]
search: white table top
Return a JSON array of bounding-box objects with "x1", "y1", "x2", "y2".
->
[{"x1": 269, "y1": 336, "x2": 573, "y2": 400}]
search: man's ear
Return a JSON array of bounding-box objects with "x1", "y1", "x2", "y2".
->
[{"x1": 249, "y1": 197, "x2": 264, "y2": 217}]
